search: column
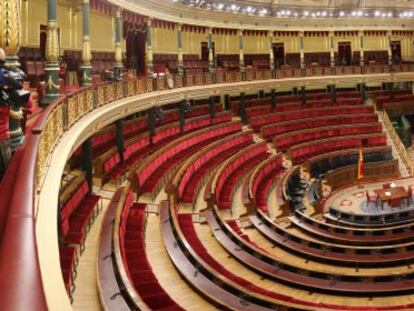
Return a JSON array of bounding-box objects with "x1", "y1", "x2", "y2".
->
[
  {"x1": 146, "y1": 18, "x2": 153, "y2": 75},
  {"x1": 148, "y1": 107, "x2": 155, "y2": 144},
  {"x1": 43, "y1": 0, "x2": 60, "y2": 105},
  {"x1": 360, "y1": 83, "x2": 366, "y2": 103},
  {"x1": 299, "y1": 31, "x2": 305, "y2": 70},
  {"x1": 389, "y1": 82, "x2": 395, "y2": 100},
  {"x1": 0, "y1": 0, "x2": 24, "y2": 149},
  {"x1": 115, "y1": 119, "x2": 124, "y2": 161},
  {"x1": 114, "y1": 8, "x2": 124, "y2": 75},
  {"x1": 359, "y1": 30, "x2": 365, "y2": 68},
  {"x1": 179, "y1": 100, "x2": 186, "y2": 133},
  {"x1": 177, "y1": 24, "x2": 184, "y2": 75},
  {"x1": 387, "y1": 30, "x2": 393, "y2": 67},
  {"x1": 82, "y1": 138, "x2": 93, "y2": 191},
  {"x1": 270, "y1": 89, "x2": 276, "y2": 112},
  {"x1": 81, "y1": 0, "x2": 92, "y2": 86},
  {"x1": 224, "y1": 94, "x2": 230, "y2": 110},
  {"x1": 239, "y1": 92, "x2": 248, "y2": 124},
  {"x1": 208, "y1": 28, "x2": 214, "y2": 72},
  {"x1": 239, "y1": 29, "x2": 245, "y2": 72},
  {"x1": 329, "y1": 31, "x2": 335, "y2": 68},
  {"x1": 258, "y1": 90, "x2": 265, "y2": 98},
  {"x1": 268, "y1": 31, "x2": 275, "y2": 72},
  {"x1": 209, "y1": 96, "x2": 216, "y2": 119},
  {"x1": 330, "y1": 84, "x2": 337, "y2": 103},
  {"x1": 300, "y1": 86, "x2": 306, "y2": 105}
]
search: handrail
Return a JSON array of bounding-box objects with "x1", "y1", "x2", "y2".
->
[
  {"x1": 2, "y1": 65, "x2": 414, "y2": 310},
  {"x1": 378, "y1": 107, "x2": 414, "y2": 176}
]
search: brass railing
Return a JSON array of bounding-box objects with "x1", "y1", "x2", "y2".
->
[
  {"x1": 34, "y1": 63, "x2": 414, "y2": 191},
  {"x1": 379, "y1": 108, "x2": 414, "y2": 176}
]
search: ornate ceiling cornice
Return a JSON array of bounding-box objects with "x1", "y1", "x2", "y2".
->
[{"x1": 108, "y1": 0, "x2": 414, "y2": 30}]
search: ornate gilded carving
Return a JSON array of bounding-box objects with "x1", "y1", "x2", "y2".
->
[
  {"x1": 46, "y1": 21, "x2": 60, "y2": 62},
  {"x1": 0, "y1": 0, "x2": 21, "y2": 65}
]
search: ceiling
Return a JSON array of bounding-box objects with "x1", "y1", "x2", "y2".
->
[{"x1": 179, "y1": 0, "x2": 414, "y2": 9}]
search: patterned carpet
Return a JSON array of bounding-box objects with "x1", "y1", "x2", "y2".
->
[{"x1": 325, "y1": 178, "x2": 414, "y2": 215}]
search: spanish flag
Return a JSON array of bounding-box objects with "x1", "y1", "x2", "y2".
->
[{"x1": 357, "y1": 148, "x2": 364, "y2": 180}]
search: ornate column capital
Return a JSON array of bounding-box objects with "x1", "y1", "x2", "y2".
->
[
  {"x1": 116, "y1": 7, "x2": 122, "y2": 18},
  {"x1": 0, "y1": 0, "x2": 21, "y2": 67}
]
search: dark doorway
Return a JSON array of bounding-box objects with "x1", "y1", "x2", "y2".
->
[
  {"x1": 201, "y1": 42, "x2": 214, "y2": 62},
  {"x1": 338, "y1": 42, "x2": 352, "y2": 66},
  {"x1": 391, "y1": 41, "x2": 402, "y2": 64},
  {"x1": 273, "y1": 43, "x2": 285, "y2": 67},
  {"x1": 39, "y1": 25, "x2": 47, "y2": 60},
  {"x1": 126, "y1": 29, "x2": 146, "y2": 76}
]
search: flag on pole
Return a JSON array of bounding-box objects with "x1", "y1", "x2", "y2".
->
[{"x1": 357, "y1": 148, "x2": 364, "y2": 180}]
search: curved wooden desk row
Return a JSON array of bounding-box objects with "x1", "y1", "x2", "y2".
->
[
  {"x1": 160, "y1": 199, "x2": 406, "y2": 311},
  {"x1": 324, "y1": 160, "x2": 400, "y2": 192},
  {"x1": 209, "y1": 207, "x2": 414, "y2": 294},
  {"x1": 260, "y1": 113, "x2": 378, "y2": 139},
  {"x1": 252, "y1": 209, "x2": 414, "y2": 268},
  {"x1": 305, "y1": 146, "x2": 392, "y2": 178},
  {"x1": 97, "y1": 188, "x2": 131, "y2": 311},
  {"x1": 326, "y1": 206, "x2": 414, "y2": 228},
  {"x1": 292, "y1": 208, "x2": 414, "y2": 246}
]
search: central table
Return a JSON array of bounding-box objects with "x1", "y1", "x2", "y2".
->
[{"x1": 374, "y1": 186, "x2": 407, "y2": 208}]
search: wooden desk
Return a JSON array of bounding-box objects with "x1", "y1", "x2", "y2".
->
[{"x1": 374, "y1": 186, "x2": 407, "y2": 207}]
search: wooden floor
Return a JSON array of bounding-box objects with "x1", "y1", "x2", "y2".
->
[
  {"x1": 72, "y1": 199, "x2": 109, "y2": 311},
  {"x1": 145, "y1": 213, "x2": 217, "y2": 310}
]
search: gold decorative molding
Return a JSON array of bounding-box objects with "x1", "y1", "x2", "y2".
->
[
  {"x1": 0, "y1": 0, "x2": 21, "y2": 61},
  {"x1": 108, "y1": 0, "x2": 414, "y2": 31},
  {"x1": 46, "y1": 21, "x2": 60, "y2": 62}
]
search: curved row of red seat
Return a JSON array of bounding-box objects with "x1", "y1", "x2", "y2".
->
[
  {"x1": 215, "y1": 143, "x2": 269, "y2": 210},
  {"x1": 231, "y1": 90, "x2": 363, "y2": 113},
  {"x1": 137, "y1": 126, "x2": 238, "y2": 197},
  {"x1": 290, "y1": 134, "x2": 387, "y2": 164},
  {"x1": 275, "y1": 123, "x2": 383, "y2": 152},
  {"x1": 97, "y1": 113, "x2": 232, "y2": 184},
  {"x1": 261, "y1": 113, "x2": 378, "y2": 138},
  {"x1": 246, "y1": 97, "x2": 362, "y2": 118},
  {"x1": 178, "y1": 133, "x2": 253, "y2": 203},
  {"x1": 123, "y1": 117, "x2": 148, "y2": 140},
  {"x1": 136, "y1": 121, "x2": 241, "y2": 194},
  {"x1": 119, "y1": 191, "x2": 184, "y2": 310},
  {"x1": 250, "y1": 105, "x2": 374, "y2": 129},
  {"x1": 60, "y1": 180, "x2": 101, "y2": 245},
  {"x1": 250, "y1": 155, "x2": 285, "y2": 212}
]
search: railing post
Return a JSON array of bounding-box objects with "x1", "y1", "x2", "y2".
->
[
  {"x1": 224, "y1": 94, "x2": 230, "y2": 111},
  {"x1": 240, "y1": 92, "x2": 248, "y2": 125},
  {"x1": 300, "y1": 86, "x2": 306, "y2": 105},
  {"x1": 330, "y1": 84, "x2": 336, "y2": 103},
  {"x1": 271, "y1": 89, "x2": 276, "y2": 112},
  {"x1": 148, "y1": 107, "x2": 156, "y2": 144},
  {"x1": 209, "y1": 96, "x2": 216, "y2": 119},
  {"x1": 81, "y1": 138, "x2": 93, "y2": 191},
  {"x1": 179, "y1": 100, "x2": 186, "y2": 133},
  {"x1": 62, "y1": 97, "x2": 69, "y2": 131},
  {"x1": 115, "y1": 119, "x2": 124, "y2": 162}
]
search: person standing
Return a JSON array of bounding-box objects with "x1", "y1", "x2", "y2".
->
[{"x1": 0, "y1": 48, "x2": 23, "y2": 178}]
